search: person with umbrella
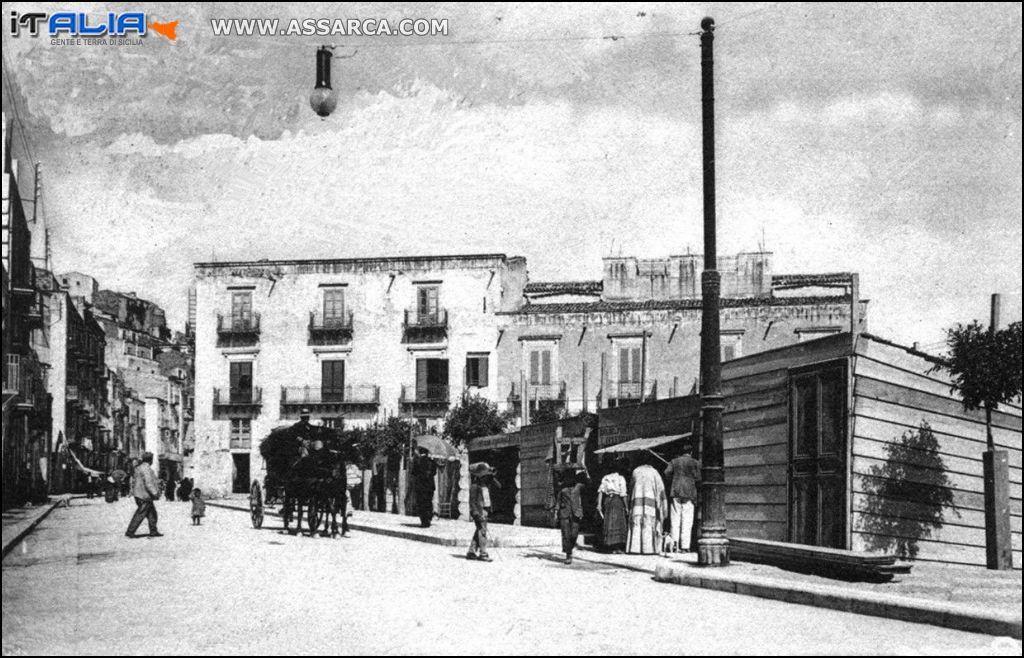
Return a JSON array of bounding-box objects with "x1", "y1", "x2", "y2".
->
[{"x1": 411, "y1": 445, "x2": 438, "y2": 528}]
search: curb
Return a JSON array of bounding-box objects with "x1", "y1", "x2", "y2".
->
[
  {"x1": 2, "y1": 498, "x2": 64, "y2": 559},
  {"x1": 206, "y1": 501, "x2": 559, "y2": 548},
  {"x1": 653, "y1": 563, "x2": 1022, "y2": 640}
]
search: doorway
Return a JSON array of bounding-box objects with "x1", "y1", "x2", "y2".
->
[
  {"x1": 789, "y1": 361, "x2": 848, "y2": 548},
  {"x1": 232, "y1": 453, "x2": 251, "y2": 494}
]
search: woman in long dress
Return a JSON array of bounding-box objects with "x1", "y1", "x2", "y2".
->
[
  {"x1": 626, "y1": 463, "x2": 667, "y2": 554},
  {"x1": 597, "y1": 466, "x2": 629, "y2": 553}
]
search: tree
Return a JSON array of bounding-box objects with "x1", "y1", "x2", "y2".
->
[
  {"x1": 942, "y1": 320, "x2": 1022, "y2": 449},
  {"x1": 353, "y1": 417, "x2": 416, "y2": 470},
  {"x1": 443, "y1": 393, "x2": 508, "y2": 448}
]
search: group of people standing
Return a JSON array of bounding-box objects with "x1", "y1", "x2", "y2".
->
[{"x1": 599, "y1": 448, "x2": 702, "y2": 555}]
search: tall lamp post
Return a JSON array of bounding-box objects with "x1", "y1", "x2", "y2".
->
[{"x1": 696, "y1": 16, "x2": 729, "y2": 567}]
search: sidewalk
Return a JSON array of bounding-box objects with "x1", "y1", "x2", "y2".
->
[
  {"x1": 651, "y1": 556, "x2": 1021, "y2": 640},
  {"x1": 207, "y1": 496, "x2": 562, "y2": 548},
  {"x1": 2, "y1": 497, "x2": 64, "y2": 558}
]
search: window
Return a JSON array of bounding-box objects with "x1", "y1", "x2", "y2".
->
[
  {"x1": 529, "y1": 349, "x2": 552, "y2": 385},
  {"x1": 618, "y1": 346, "x2": 642, "y2": 383},
  {"x1": 416, "y1": 358, "x2": 449, "y2": 401},
  {"x1": 466, "y1": 354, "x2": 489, "y2": 388},
  {"x1": 229, "y1": 361, "x2": 253, "y2": 403},
  {"x1": 322, "y1": 360, "x2": 345, "y2": 402},
  {"x1": 722, "y1": 335, "x2": 743, "y2": 361},
  {"x1": 231, "y1": 291, "x2": 253, "y2": 329},
  {"x1": 323, "y1": 288, "x2": 346, "y2": 326},
  {"x1": 322, "y1": 417, "x2": 345, "y2": 430},
  {"x1": 417, "y1": 286, "x2": 439, "y2": 322},
  {"x1": 229, "y1": 418, "x2": 251, "y2": 449}
]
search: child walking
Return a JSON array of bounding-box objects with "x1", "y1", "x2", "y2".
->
[{"x1": 190, "y1": 488, "x2": 206, "y2": 525}]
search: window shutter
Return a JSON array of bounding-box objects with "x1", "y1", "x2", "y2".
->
[
  {"x1": 541, "y1": 350, "x2": 551, "y2": 385},
  {"x1": 530, "y1": 351, "x2": 540, "y2": 385},
  {"x1": 631, "y1": 346, "x2": 642, "y2": 383},
  {"x1": 479, "y1": 356, "x2": 489, "y2": 387},
  {"x1": 619, "y1": 347, "x2": 629, "y2": 382},
  {"x1": 416, "y1": 359, "x2": 428, "y2": 398}
]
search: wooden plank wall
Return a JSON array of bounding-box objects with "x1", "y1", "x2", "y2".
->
[
  {"x1": 518, "y1": 416, "x2": 595, "y2": 528},
  {"x1": 851, "y1": 335, "x2": 1023, "y2": 569},
  {"x1": 720, "y1": 333, "x2": 855, "y2": 542}
]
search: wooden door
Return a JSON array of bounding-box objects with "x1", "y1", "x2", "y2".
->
[
  {"x1": 322, "y1": 360, "x2": 345, "y2": 402},
  {"x1": 789, "y1": 362, "x2": 847, "y2": 548}
]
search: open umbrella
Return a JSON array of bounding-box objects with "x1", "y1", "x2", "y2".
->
[{"x1": 412, "y1": 435, "x2": 458, "y2": 461}]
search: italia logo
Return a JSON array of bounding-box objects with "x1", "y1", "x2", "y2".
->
[{"x1": 9, "y1": 11, "x2": 178, "y2": 41}]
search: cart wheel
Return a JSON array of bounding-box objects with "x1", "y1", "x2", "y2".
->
[{"x1": 250, "y1": 481, "x2": 264, "y2": 529}]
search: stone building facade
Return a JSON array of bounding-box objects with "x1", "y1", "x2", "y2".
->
[
  {"x1": 496, "y1": 252, "x2": 867, "y2": 421},
  {"x1": 191, "y1": 254, "x2": 527, "y2": 496}
]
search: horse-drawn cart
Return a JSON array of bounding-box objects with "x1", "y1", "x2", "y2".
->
[{"x1": 249, "y1": 418, "x2": 358, "y2": 537}]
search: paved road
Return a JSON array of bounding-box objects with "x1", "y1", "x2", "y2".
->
[{"x1": 3, "y1": 499, "x2": 1019, "y2": 655}]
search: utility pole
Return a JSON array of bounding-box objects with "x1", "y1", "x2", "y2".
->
[{"x1": 697, "y1": 16, "x2": 729, "y2": 567}]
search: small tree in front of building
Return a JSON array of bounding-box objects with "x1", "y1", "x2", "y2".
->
[
  {"x1": 941, "y1": 320, "x2": 1022, "y2": 448},
  {"x1": 443, "y1": 393, "x2": 507, "y2": 448}
]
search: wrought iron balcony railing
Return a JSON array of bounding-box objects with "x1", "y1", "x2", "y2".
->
[
  {"x1": 213, "y1": 387, "x2": 263, "y2": 406},
  {"x1": 400, "y1": 384, "x2": 450, "y2": 404},
  {"x1": 280, "y1": 385, "x2": 380, "y2": 406},
  {"x1": 308, "y1": 311, "x2": 354, "y2": 346},
  {"x1": 216, "y1": 313, "x2": 261, "y2": 348},
  {"x1": 608, "y1": 380, "x2": 659, "y2": 403},
  {"x1": 508, "y1": 380, "x2": 567, "y2": 401},
  {"x1": 404, "y1": 308, "x2": 448, "y2": 329}
]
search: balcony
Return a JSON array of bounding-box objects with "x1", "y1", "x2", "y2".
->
[
  {"x1": 280, "y1": 385, "x2": 380, "y2": 417},
  {"x1": 402, "y1": 308, "x2": 448, "y2": 344},
  {"x1": 5, "y1": 354, "x2": 38, "y2": 410},
  {"x1": 308, "y1": 311, "x2": 354, "y2": 346},
  {"x1": 507, "y1": 381, "x2": 567, "y2": 420},
  {"x1": 216, "y1": 313, "x2": 261, "y2": 348},
  {"x1": 607, "y1": 380, "x2": 659, "y2": 407},
  {"x1": 213, "y1": 387, "x2": 263, "y2": 418},
  {"x1": 400, "y1": 384, "x2": 450, "y2": 416},
  {"x1": 23, "y1": 291, "x2": 44, "y2": 328}
]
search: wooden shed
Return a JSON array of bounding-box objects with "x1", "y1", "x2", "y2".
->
[
  {"x1": 720, "y1": 332, "x2": 1022, "y2": 569},
  {"x1": 466, "y1": 414, "x2": 597, "y2": 527}
]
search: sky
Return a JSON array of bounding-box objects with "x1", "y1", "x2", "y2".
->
[{"x1": 2, "y1": 2, "x2": 1021, "y2": 349}]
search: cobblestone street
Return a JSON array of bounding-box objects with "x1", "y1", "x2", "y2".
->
[{"x1": 3, "y1": 499, "x2": 1020, "y2": 655}]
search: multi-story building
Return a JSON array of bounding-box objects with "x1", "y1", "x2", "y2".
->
[
  {"x1": 496, "y1": 252, "x2": 867, "y2": 420},
  {"x1": 2, "y1": 115, "x2": 50, "y2": 508},
  {"x1": 192, "y1": 254, "x2": 527, "y2": 495},
  {"x1": 89, "y1": 283, "x2": 190, "y2": 481}
]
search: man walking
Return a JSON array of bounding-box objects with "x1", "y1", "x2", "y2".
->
[
  {"x1": 466, "y1": 462, "x2": 495, "y2": 562},
  {"x1": 555, "y1": 467, "x2": 586, "y2": 565},
  {"x1": 664, "y1": 446, "x2": 701, "y2": 553},
  {"x1": 125, "y1": 452, "x2": 163, "y2": 538}
]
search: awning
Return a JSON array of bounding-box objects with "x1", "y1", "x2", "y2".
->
[{"x1": 593, "y1": 432, "x2": 692, "y2": 455}]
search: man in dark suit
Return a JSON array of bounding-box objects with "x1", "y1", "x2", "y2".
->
[
  {"x1": 664, "y1": 446, "x2": 701, "y2": 552},
  {"x1": 411, "y1": 447, "x2": 438, "y2": 528},
  {"x1": 555, "y1": 467, "x2": 586, "y2": 565}
]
